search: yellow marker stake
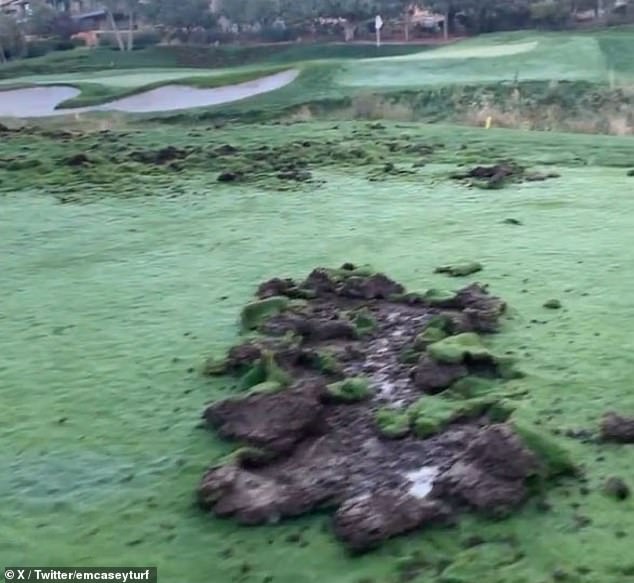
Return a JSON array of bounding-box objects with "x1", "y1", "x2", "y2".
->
[{"x1": 485, "y1": 116, "x2": 492, "y2": 129}]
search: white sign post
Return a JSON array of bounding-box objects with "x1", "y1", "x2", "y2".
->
[{"x1": 375, "y1": 14, "x2": 383, "y2": 48}]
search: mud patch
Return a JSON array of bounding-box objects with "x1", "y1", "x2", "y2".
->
[
  {"x1": 600, "y1": 412, "x2": 634, "y2": 443},
  {"x1": 451, "y1": 161, "x2": 560, "y2": 189},
  {"x1": 197, "y1": 266, "x2": 574, "y2": 551}
]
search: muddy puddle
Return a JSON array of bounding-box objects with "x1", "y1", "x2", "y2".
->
[{"x1": 0, "y1": 69, "x2": 298, "y2": 118}]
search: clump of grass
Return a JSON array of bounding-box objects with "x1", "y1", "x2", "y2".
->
[
  {"x1": 375, "y1": 408, "x2": 411, "y2": 438},
  {"x1": 351, "y1": 307, "x2": 377, "y2": 336},
  {"x1": 435, "y1": 262, "x2": 483, "y2": 277},
  {"x1": 512, "y1": 421, "x2": 577, "y2": 478},
  {"x1": 408, "y1": 395, "x2": 515, "y2": 438},
  {"x1": 427, "y1": 333, "x2": 494, "y2": 364},
  {"x1": 325, "y1": 377, "x2": 371, "y2": 402},
  {"x1": 237, "y1": 351, "x2": 291, "y2": 391},
  {"x1": 240, "y1": 296, "x2": 290, "y2": 331},
  {"x1": 309, "y1": 350, "x2": 341, "y2": 375}
]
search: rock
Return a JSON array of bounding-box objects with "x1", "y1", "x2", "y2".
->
[
  {"x1": 203, "y1": 381, "x2": 326, "y2": 455},
  {"x1": 333, "y1": 492, "x2": 451, "y2": 553},
  {"x1": 503, "y1": 218, "x2": 522, "y2": 225},
  {"x1": 603, "y1": 477, "x2": 630, "y2": 500},
  {"x1": 412, "y1": 355, "x2": 468, "y2": 394},
  {"x1": 543, "y1": 299, "x2": 562, "y2": 310},
  {"x1": 600, "y1": 412, "x2": 634, "y2": 443},
  {"x1": 626, "y1": 169, "x2": 634, "y2": 177}
]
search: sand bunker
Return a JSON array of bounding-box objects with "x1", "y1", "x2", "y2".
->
[
  {"x1": 0, "y1": 86, "x2": 81, "y2": 118},
  {"x1": 0, "y1": 69, "x2": 298, "y2": 118}
]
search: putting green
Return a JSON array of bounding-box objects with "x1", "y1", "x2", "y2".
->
[
  {"x1": 336, "y1": 35, "x2": 607, "y2": 87},
  {"x1": 372, "y1": 40, "x2": 539, "y2": 62}
]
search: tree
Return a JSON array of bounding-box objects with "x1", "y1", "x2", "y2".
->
[
  {"x1": 0, "y1": 14, "x2": 25, "y2": 62},
  {"x1": 379, "y1": 0, "x2": 416, "y2": 41},
  {"x1": 146, "y1": 0, "x2": 216, "y2": 41},
  {"x1": 218, "y1": 0, "x2": 281, "y2": 29},
  {"x1": 27, "y1": 1, "x2": 79, "y2": 39},
  {"x1": 27, "y1": 1, "x2": 58, "y2": 36},
  {"x1": 318, "y1": 0, "x2": 382, "y2": 41}
]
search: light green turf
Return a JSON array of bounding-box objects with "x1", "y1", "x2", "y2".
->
[
  {"x1": 1, "y1": 120, "x2": 633, "y2": 582},
  {"x1": 337, "y1": 34, "x2": 610, "y2": 87}
]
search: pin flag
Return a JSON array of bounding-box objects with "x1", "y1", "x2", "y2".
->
[{"x1": 375, "y1": 14, "x2": 383, "y2": 47}]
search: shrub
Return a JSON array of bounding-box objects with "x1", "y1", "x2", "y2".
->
[{"x1": 133, "y1": 29, "x2": 161, "y2": 49}]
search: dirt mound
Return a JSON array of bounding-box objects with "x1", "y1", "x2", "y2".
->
[
  {"x1": 64, "y1": 154, "x2": 92, "y2": 167},
  {"x1": 203, "y1": 380, "x2": 325, "y2": 456},
  {"x1": 196, "y1": 265, "x2": 572, "y2": 552},
  {"x1": 600, "y1": 412, "x2": 634, "y2": 443},
  {"x1": 130, "y1": 146, "x2": 191, "y2": 165},
  {"x1": 432, "y1": 424, "x2": 539, "y2": 516},
  {"x1": 333, "y1": 492, "x2": 452, "y2": 554},
  {"x1": 451, "y1": 161, "x2": 560, "y2": 189}
]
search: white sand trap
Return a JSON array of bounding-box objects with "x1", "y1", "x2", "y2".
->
[
  {"x1": 374, "y1": 40, "x2": 538, "y2": 62},
  {"x1": 0, "y1": 85, "x2": 81, "y2": 117},
  {"x1": 0, "y1": 69, "x2": 299, "y2": 119}
]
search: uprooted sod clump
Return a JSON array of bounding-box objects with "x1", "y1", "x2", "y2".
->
[
  {"x1": 450, "y1": 161, "x2": 560, "y2": 189},
  {"x1": 197, "y1": 265, "x2": 576, "y2": 553}
]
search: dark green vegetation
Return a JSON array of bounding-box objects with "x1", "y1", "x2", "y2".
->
[{"x1": 0, "y1": 43, "x2": 427, "y2": 80}]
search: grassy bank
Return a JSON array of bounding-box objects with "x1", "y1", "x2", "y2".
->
[{"x1": 0, "y1": 42, "x2": 429, "y2": 80}]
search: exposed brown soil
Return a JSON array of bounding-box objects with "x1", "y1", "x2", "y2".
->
[{"x1": 196, "y1": 266, "x2": 557, "y2": 552}]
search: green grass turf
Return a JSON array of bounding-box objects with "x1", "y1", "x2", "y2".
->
[{"x1": 1, "y1": 119, "x2": 634, "y2": 582}]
